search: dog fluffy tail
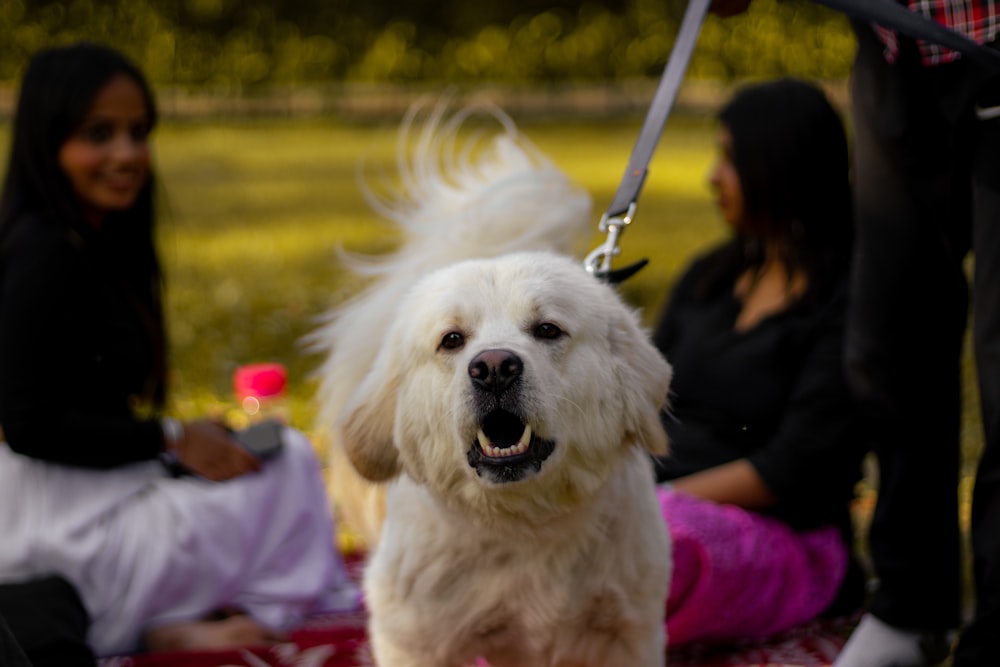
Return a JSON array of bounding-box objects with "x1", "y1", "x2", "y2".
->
[{"x1": 308, "y1": 100, "x2": 593, "y2": 548}]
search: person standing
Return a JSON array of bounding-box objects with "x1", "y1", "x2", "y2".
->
[{"x1": 833, "y1": 4, "x2": 1000, "y2": 666}]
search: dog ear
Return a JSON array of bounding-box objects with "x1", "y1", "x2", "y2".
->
[
  {"x1": 610, "y1": 309, "x2": 672, "y2": 457},
  {"x1": 338, "y1": 369, "x2": 402, "y2": 482}
]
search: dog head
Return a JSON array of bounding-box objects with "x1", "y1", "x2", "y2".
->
[{"x1": 338, "y1": 250, "x2": 670, "y2": 522}]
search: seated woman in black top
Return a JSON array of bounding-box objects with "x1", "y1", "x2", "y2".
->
[
  {"x1": 0, "y1": 43, "x2": 358, "y2": 659},
  {"x1": 653, "y1": 78, "x2": 868, "y2": 645}
]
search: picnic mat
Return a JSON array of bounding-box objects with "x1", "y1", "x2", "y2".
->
[
  {"x1": 97, "y1": 612, "x2": 856, "y2": 667},
  {"x1": 96, "y1": 554, "x2": 858, "y2": 667}
]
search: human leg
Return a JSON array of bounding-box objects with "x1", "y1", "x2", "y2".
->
[
  {"x1": 224, "y1": 427, "x2": 360, "y2": 620},
  {"x1": 660, "y1": 488, "x2": 848, "y2": 646},
  {"x1": 0, "y1": 576, "x2": 95, "y2": 667},
  {"x1": 835, "y1": 27, "x2": 969, "y2": 667},
  {"x1": 132, "y1": 427, "x2": 359, "y2": 654},
  {"x1": 844, "y1": 26, "x2": 968, "y2": 633},
  {"x1": 953, "y1": 71, "x2": 1000, "y2": 667},
  {"x1": 0, "y1": 430, "x2": 357, "y2": 658}
]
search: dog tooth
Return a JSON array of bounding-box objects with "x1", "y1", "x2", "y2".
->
[{"x1": 476, "y1": 426, "x2": 534, "y2": 458}]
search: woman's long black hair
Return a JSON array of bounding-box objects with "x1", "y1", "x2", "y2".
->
[
  {"x1": 701, "y1": 77, "x2": 853, "y2": 305},
  {"x1": 0, "y1": 42, "x2": 167, "y2": 406}
]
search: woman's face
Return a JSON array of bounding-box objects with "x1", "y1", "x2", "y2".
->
[
  {"x1": 708, "y1": 126, "x2": 744, "y2": 230},
  {"x1": 58, "y1": 73, "x2": 151, "y2": 228}
]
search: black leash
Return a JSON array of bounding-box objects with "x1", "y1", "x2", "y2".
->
[{"x1": 584, "y1": 0, "x2": 1000, "y2": 284}]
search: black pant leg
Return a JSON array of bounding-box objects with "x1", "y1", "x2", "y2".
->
[
  {"x1": 954, "y1": 70, "x2": 1000, "y2": 667},
  {"x1": 0, "y1": 613, "x2": 32, "y2": 667},
  {"x1": 846, "y1": 22, "x2": 968, "y2": 631},
  {"x1": 0, "y1": 576, "x2": 95, "y2": 667}
]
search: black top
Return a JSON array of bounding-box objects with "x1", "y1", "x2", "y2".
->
[
  {"x1": 651, "y1": 242, "x2": 868, "y2": 534},
  {"x1": 0, "y1": 217, "x2": 165, "y2": 468}
]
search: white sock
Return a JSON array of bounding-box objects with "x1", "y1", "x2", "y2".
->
[{"x1": 833, "y1": 614, "x2": 947, "y2": 667}]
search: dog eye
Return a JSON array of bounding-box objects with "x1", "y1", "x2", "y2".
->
[
  {"x1": 440, "y1": 331, "x2": 465, "y2": 350},
  {"x1": 534, "y1": 322, "x2": 564, "y2": 340}
]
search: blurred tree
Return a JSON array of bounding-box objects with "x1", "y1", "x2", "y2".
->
[{"x1": 0, "y1": 0, "x2": 853, "y2": 91}]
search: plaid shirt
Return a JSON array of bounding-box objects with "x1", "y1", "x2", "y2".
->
[{"x1": 874, "y1": 0, "x2": 1000, "y2": 64}]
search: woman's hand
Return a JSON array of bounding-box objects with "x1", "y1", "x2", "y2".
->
[{"x1": 174, "y1": 419, "x2": 261, "y2": 481}]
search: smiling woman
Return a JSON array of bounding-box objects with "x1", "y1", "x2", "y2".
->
[
  {"x1": 0, "y1": 42, "x2": 359, "y2": 664},
  {"x1": 57, "y1": 73, "x2": 153, "y2": 228}
]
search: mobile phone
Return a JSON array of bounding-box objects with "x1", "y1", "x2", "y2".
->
[{"x1": 235, "y1": 419, "x2": 286, "y2": 460}]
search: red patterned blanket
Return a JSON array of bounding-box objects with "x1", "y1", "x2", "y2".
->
[
  {"x1": 97, "y1": 553, "x2": 857, "y2": 667},
  {"x1": 97, "y1": 608, "x2": 856, "y2": 667}
]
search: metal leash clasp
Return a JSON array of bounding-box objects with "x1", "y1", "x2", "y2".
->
[{"x1": 583, "y1": 202, "x2": 637, "y2": 279}]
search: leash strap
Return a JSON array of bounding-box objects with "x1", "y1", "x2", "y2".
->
[
  {"x1": 584, "y1": 0, "x2": 711, "y2": 280},
  {"x1": 814, "y1": 0, "x2": 1000, "y2": 69},
  {"x1": 584, "y1": 0, "x2": 1000, "y2": 281}
]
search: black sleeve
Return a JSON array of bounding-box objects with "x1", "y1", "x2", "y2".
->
[
  {"x1": 747, "y1": 299, "x2": 868, "y2": 513},
  {"x1": 0, "y1": 228, "x2": 165, "y2": 468},
  {"x1": 651, "y1": 256, "x2": 704, "y2": 356}
]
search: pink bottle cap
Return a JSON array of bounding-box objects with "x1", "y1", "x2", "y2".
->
[{"x1": 233, "y1": 363, "x2": 287, "y2": 400}]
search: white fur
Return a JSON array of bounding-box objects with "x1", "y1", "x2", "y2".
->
[
  {"x1": 311, "y1": 103, "x2": 672, "y2": 667},
  {"x1": 343, "y1": 252, "x2": 672, "y2": 667},
  {"x1": 307, "y1": 101, "x2": 593, "y2": 547}
]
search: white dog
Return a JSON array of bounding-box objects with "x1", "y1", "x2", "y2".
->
[
  {"x1": 310, "y1": 101, "x2": 595, "y2": 548},
  {"x1": 312, "y1": 103, "x2": 672, "y2": 667}
]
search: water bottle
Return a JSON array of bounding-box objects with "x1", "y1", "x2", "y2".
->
[{"x1": 232, "y1": 362, "x2": 289, "y2": 428}]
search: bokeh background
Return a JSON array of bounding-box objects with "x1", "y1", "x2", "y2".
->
[
  {"x1": 0, "y1": 0, "x2": 852, "y2": 92},
  {"x1": 0, "y1": 0, "x2": 860, "y2": 419},
  {"x1": 0, "y1": 0, "x2": 984, "y2": 607}
]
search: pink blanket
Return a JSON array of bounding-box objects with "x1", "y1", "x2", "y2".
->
[{"x1": 661, "y1": 488, "x2": 848, "y2": 646}]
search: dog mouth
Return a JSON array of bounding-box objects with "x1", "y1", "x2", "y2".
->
[{"x1": 466, "y1": 410, "x2": 555, "y2": 483}]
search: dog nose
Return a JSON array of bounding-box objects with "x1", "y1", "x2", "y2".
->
[{"x1": 468, "y1": 349, "x2": 523, "y2": 394}]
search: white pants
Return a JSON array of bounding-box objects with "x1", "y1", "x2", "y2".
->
[{"x1": 0, "y1": 428, "x2": 359, "y2": 657}]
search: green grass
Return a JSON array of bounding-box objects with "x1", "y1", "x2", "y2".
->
[{"x1": 133, "y1": 112, "x2": 728, "y2": 425}]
